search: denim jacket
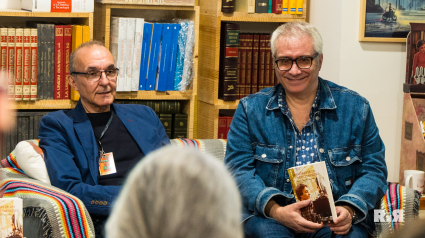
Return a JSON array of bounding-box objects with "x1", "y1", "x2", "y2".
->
[{"x1": 224, "y1": 77, "x2": 387, "y2": 233}]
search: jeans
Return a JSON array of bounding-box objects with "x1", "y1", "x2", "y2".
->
[{"x1": 244, "y1": 216, "x2": 368, "y2": 238}]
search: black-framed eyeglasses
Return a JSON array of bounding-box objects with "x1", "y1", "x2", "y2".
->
[
  {"x1": 71, "y1": 68, "x2": 119, "y2": 82},
  {"x1": 275, "y1": 53, "x2": 319, "y2": 71}
]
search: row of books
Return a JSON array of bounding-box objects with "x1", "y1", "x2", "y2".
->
[
  {"x1": 108, "y1": 0, "x2": 195, "y2": 5},
  {"x1": 219, "y1": 22, "x2": 277, "y2": 101},
  {"x1": 111, "y1": 17, "x2": 194, "y2": 92},
  {"x1": 2, "y1": 24, "x2": 90, "y2": 101},
  {"x1": 218, "y1": 116, "x2": 233, "y2": 139},
  {"x1": 21, "y1": 0, "x2": 94, "y2": 12},
  {"x1": 226, "y1": 0, "x2": 304, "y2": 14}
]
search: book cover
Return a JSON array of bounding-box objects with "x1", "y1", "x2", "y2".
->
[
  {"x1": 131, "y1": 18, "x2": 144, "y2": 92},
  {"x1": 272, "y1": 0, "x2": 282, "y2": 14},
  {"x1": 22, "y1": 28, "x2": 31, "y2": 101},
  {"x1": 281, "y1": 0, "x2": 288, "y2": 14},
  {"x1": 264, "y1": 34, "x2": 271, "y2": 88},
  {"x1": 258, "y1": 34, "x2": 266, "y2": 92},
  {"x1": 37, "y1": 24, "x2": 44, "y2": 100},
  {"x1": 166, "y1": 23, "x2": 180, "y2": 91},
  {"x1": 296, "y1": 0, "x2": 303, "y2": 14},
  {"x1": 287, "y1": 161, "x2": 337, "y2": 224},
  {"x1": 172, "y1": 113, "x2": 188, "y2": 139},
  {"x1": 63, "y1": 25, "x2": 72, "y2": 99},
  {"x1": 14, "y1": 28, "x2": 24, "y2": 101},
  {"x1": 235, "y1": 0, "x2": 255, "y2": 13},
  {"x1": 245, "y1": 34, "x2": 253, "y2": 97},
  {"x1": 125, "y1": 18, "x2": 136, "y2": 92},
  {"x1": 155, "y1": 24, "x2": 173, "y2": 92},
  {"x1": 174, "y1": 21, "x2": 188, "y2": 91},
  {"x1": 146, "y1": 23, "x2": 163, "y2": 91},
  {"x1": 139, "y1": 22, "x2": 153, "y2": 90},
  {"x1": 0, "y1": 198, "x2": 23, "y2": 238},
  {"x1": 219, "y1": 23, "x2": 239, "y2": 101},
  {"x1": 288, "y1": 0, "x2": 296, "y2": 14},
  {"x1": 255, "y1": 0, "x2": 268, "y2": 13},
  {"x1": 54, "y1": 25, "x2": 64, "y2": 99},
  {"x1": 218, "y1": 116, "x2": 227, "y2": 139},
  {"x1": 238, "y1": 34, "x2": 246, "y2": 99},
  {"x1": 21, "y1": 0, "x2": 94, "y2": 13},
  {"x1": 251, "y1": 34, "x2": 260, "y2": 94},
  {"x1": 70, "y1": 25, "x2": 83, "y2": 100},
  {"x1": 159, "y1": 114, "x2": 172, "y2": 139},
  {"x1": 0, "y1": 28, "x2": 7, "y2": 85},
  {"x1": 181, "y1": 20, "x2": 194, "y2": 92},
  {"x1": 30, "y1": 28, "x2": 37, "y2": 100},
  {"x1": 7, "y1": 28, "x2": 15, "y2": 100},
  {"x1": 111, "y1": 18, "x2": 127, "y2": 92},
  {"x1": 222, "y1": 0, "x2": 235, "y2": 13},
  {"x1": 45, "y1": 24, "x2": 55, "y2": 100}
]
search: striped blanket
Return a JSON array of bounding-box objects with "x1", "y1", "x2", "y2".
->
[{"x1": 0, "y1": 141, "x2": 95, "y2": 238}]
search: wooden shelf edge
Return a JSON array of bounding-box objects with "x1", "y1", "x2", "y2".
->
[
  {"x1": 220, "y1": 12, "x2": 305, "y2": 22},
  {"x1": 13, "y1": 100, "x2": 77, "y2": 110},
  {"x1": 98, "y1": 3, "x2": 194, "y2": 10},
  {"x1": 0, "y1": 11, "x2": 93, "y2": 18},
  {"x1": 215, "y1": 99, "x2": 239, "y2": 109}
]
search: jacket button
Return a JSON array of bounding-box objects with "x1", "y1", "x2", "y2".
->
[
  {"x1": 319, "y1": 148, "x2": 324, "y2": 153},
  {"x1": 287, "y1": 179, "x2": 290, "y2": 182},
  {"x1": 95, "y1": 201, "x2": 99, "y2": 205},
  {"x1": 104, "y1": 201, "x2": 108, "y2": 206},
  {"x1": 91, "y1": 200, "x2": 94, "y2": 205},
  {"x1": 346, "y1": 157, "x2": 351, "y2": 161},
  {"x1": 289, "y1": 145, "x2": 292, "y2": 149},
  {"x1": 262, "y1": 154, "x2": 266, "y2": 158},
  {"x1": 315, "y1": 116, "x2": 320, "y2": 121},
  {"x1": 99, "y1": 201, "x2": 104, "y2": 205}
]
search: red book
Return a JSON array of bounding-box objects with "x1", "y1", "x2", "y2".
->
[
  {"x1": 258, "y1": 34, "x2": 267, "y2": 92},
  {"x1": 30, "y1": 28, "x2": 37, "y2": 101},
  {"x1": 251, "y1": 34, "x2": 260, "y2": 94},
  {"x1": 63, "y1": 25, "x2": 72, "y2": 99},
  {"x1": 238, "y1": 34, "x2": 247, "y2": 99},
  {"x1": 218, "y1": 116, "x2": 227, "y2": 139},
  {"x1": 264, "y1": 34, "x2": 271, "y2": 88},
  {"x1": 272, "y1": 0, "x2": 283, "y2": 14},
  {"x1": 0, "y1": 28, "x2": 7, "y2": 84},
  {"x1": 226, "y1": 116, "x2": 233, "y2": 137},
  {"x1": 245, "y1": 34, "x2": 253, "y2": 97},
  {"x1": 14, "y1": 28, "x2": 23, "y2": 101},
  {"x1": 22, "y1": 29, "x2": 31, "y2": 101},
  {"x1": 7, "y1": 28, "x2": 15, "y2": 100},
  {"x1": 54, "y1": 25, "x2": 64, "y2": 99}
]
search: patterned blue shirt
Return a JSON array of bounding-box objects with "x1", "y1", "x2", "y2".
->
[{"x1": 278, "y1": 85, "x2": 320, "y2": 166}]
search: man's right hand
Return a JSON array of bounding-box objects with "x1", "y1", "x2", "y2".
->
[{"x1": 267, "y1": 199, "x2": 325, "y2": 233}]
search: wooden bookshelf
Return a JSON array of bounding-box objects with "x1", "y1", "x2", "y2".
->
[
  {"x1": 197, "y1": 0, "x2": 307, "y2": 139},
  {"x1": 95, "y1": 0, "x2": 195, "y2": 6},
  {"x1": 13, "y1": 100, "x2": 77, "y2": 110}
]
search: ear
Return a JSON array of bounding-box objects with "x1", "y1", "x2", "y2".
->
[
  {"x1": 68, "y1": 75, "x2": 79, "y2": 92},
  {"x1": 318, "y1": 53, "x2": 323, "y2": 71}
]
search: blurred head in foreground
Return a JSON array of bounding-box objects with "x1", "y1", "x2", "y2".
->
[
  {"x1": 0, "y1": 71, "x2": 15, "y2": 132},
  {"x1": 105, "y1": 146, "x2": 243, "y2": 238}
]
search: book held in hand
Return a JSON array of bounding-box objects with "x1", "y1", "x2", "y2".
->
[{"x1": 288, "y1": 161, "x2": 337, "y2": 224}]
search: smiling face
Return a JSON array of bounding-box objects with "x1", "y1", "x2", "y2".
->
[
  {"x1": 69, "y1": 45, "x2": 116, "y2": 113},
  {"x1": 420, "y1": 44, "x2": 425, "y2": 54},
  {"x1": 274, "y1": 36, "x2": 323, "y2": 99},
  {"x1": 300, "y1": 187, "x2": 310, "y2": 201}
]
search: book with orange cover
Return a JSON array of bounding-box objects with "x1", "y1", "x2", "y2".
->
[{"x1": 70, "y1": 25, "x2": 83, "y2": 101}]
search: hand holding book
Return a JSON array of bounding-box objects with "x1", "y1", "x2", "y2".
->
[{"x1": 327, "y1": 206, "x2": 354, "y2": 235}]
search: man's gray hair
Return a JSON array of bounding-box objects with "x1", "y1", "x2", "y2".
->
[
  {"x1": 69, "y1": 40, "x2": 105, "y2": 73},
  {"x1": 105, "y1": 146, "x2": 243, "y2": 238},
  {"x1": 271, "y1": 21, "x2": 323, "y2": 59}
]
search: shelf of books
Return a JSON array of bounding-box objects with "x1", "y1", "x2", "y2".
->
[
  {"x1": 197, "y1": 0, "x2": 307, "y2": 139},
  {"x1": 95, "y1": 0, "x2": 195, "y2": 6},
  {"x1": 93, "y1": 2, "x2": 200, "y2": 139}
]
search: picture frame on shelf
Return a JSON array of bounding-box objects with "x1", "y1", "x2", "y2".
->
[{"x1": 359, "y1": 0, "x2": 425, "y2": 43}]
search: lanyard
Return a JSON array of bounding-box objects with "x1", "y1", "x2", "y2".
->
[{"x1": 98, "y1": 111, "x2": 114, "y2": 157}]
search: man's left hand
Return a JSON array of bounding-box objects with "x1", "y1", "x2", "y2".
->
[{"x1": 327, "y1": 206, "x2": 352, "y2": 235}]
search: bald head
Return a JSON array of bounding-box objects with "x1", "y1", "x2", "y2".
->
[{"x1": 69, "y1": 40, "x2": 109, "y2": 74}]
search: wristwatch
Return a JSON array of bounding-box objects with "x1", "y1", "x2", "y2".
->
[{"x1": 343, "y1": 205, "x2": 358, "y2": 223}]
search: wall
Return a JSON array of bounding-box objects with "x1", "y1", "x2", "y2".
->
[
  {"x1": 309, "y1": 0, "x2": 405, "y2": 182},
  {"x1": 0, "y1": 1, "x2": 21, "y2": 10}
]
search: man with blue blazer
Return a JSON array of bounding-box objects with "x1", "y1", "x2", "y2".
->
[{"x1": 38, "y1": 41, "x2": 170, "y2": 237}]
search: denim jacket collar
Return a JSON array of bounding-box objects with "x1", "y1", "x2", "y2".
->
[{"x1": 266, "y1": 77, "x2": 337, "y2": 111}]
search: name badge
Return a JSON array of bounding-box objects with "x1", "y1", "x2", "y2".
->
[{"x1": 99, "y1": 152, "x2": 117, "y2": 176}]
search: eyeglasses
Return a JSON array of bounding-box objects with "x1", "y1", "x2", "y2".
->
[
  {"x1": 275, "y1": 53, "x2": 319, "y2": 71},
  {"x1": 71, "y1": 68, "x2": 119, "y2": 82}
]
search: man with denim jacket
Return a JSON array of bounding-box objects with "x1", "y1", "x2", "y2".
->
[{"x1": 224, "y1": 22, "x2": 387, "y2": 238}]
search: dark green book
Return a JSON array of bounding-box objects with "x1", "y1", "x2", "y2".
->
[
  {"x1": 159, "y1": 114, "x2": 173, "y2": 139},
  {"x1": 172, "y1": 113, "x2": 188, "y2": 139},
  {"x1": 255, "y1": 0, "x2": 269, "y2": 13}
]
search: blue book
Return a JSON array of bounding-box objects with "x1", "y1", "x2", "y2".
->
[
  {"x1": 139, "y1": 22, "x2": 153, "y2": 90},
  {"x1": 146, "y1": 23, "x2": 163, "y2": 91},
  {"x1": 268, "y1": 0, "x2": 272, "y2": 13},
  {"x1": 155, "y1": 24, "x2": 173, "y2": 92},
  {"x1": 174, "y1": 22, "x2": 188, "y2": 91},
  {"x1": 166, "y1": 24, "x2": 180, "y2": 91}
]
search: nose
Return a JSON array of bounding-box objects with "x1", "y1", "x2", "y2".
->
[
  {"x1": 98, "y1": 71, "x2": 109, "y2": 85},
  {"x1": 288, "y1": 61, "x2": 302, "y2": 76}
]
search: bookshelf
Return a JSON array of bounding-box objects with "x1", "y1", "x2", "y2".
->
[
  {"x1": 197, "y1": 0, "x2": 307, "y2": 139},
  {"x1": 93, "y1": 2, "x2": 200, "y2": 139}
]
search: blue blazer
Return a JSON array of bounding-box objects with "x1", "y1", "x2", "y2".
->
[{"x1": 39, "y1": 102, "x2": 170, "y2": 216}]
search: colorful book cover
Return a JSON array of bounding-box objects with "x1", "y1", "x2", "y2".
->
[
  {"x1": 296, "y1": 0, "x2": 303, "y2": 14},
  {"x1": 0, "y1": 198, "x2": 23, "y2": 238},
  {"x1": 70, "y1": 25, "x2": 83, "y2": 100},
  {"x1": 282, "y1": 0, "x2": 288, "y2": 14},
  {"x1": 166, "y1": 23, "x2": 180, "y2": 91},
  {"x1": 139, "y1": 22, "x2": 153, "y2": 91},
  {"x1": 131, "y1": 18, "x2": 144, "y2": 92},
  {"x1": 14, "y1": 28, "x2": 24, "y2": 101},
  {"x1": 174, "y1": 22, "x2": 188, "y2": 91},
  {"x1": 146, "y1": 23, "x2": 162, "y2": 91},
  {"x1": 272, "y1": 0, "x2": 283, "y2": 14},
  {"x1": 54, "y1": 25, "x2": 64, "y2": 99},
  {"x1": 63, "y1": 25, "x2": 72, "y2": 99},
  {"x1": 7, "y1": 28, "x2": 15, "y2": 100},
  {"x1": 30, "y1": 28, "x2": 37, "y2": 100},
  {"x1": 155, "y1": 24, "x2": 172, "y2": 92},
  {"x1": 22, "y1": 28, "x2": 31, "y2": 101},
  {"x1": 289, "y1": 0, "x2": 296, "y2": 14},
  {"x1": 287, "y1": 161, "x2": 337, "y2": 224}
]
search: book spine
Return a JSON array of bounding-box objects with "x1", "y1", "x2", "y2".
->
[
  {"x1": 131, "y1": 18, "x2": 144, "y2": 92},
  {"x1": 174, "y1": 22, "x2": 188, "y2": 91},
  {"x1": 139, "y1": 22, "x2": 153, "y2": 90},
  {"x1": 265, "y1": 34, "x2": 271, "y2": 88},
  {"x1": 0, "y1": 28, "x2": 7, "y2": 86},
  {"x1": 255, "y1": 0, "x2": 269, "y2": 13},
  {"x1": 251, "y1": 34, "x2": 260, "y2": 94},
  {"x1": 171, "y1": 113, "x2": 188, "y2": 139},
  {"x1": 54, "y1": 25, "x2": 64, "y2": 99},
  {"x1": 166, "y1": 24, "x2": 180, "y2": 91},
  {"x1": 282, "y1": 0, "x2": 288, "y2": 14},
  {"x1": 125, "y1": 18, "x2": 136, "y2": 92},
  {"x1": 46, "y1": 24, "x2": 55, "y2": 100},
  {"x1": 159, "y1": 114, "x2": 172, "y2": 139},
  {"x1": 30, "y1": 28, "x2": 37, "y2": 100},
  {"x1": 37, "y1": 24, "x2": 44, "y2": 100},
  {"x1": 181, "y1": 20, "x2": 194, "y2": 90},
  {"x1": 226, "y1": 116, "x2": 233, "y2": 137},
  {"x1": 156, "y1": 24, "x2": 172, "y2": 92},
  {"x1": 222, "y1": 23, "x2": 239, "y2": 101},
  {"x1": 117, "y1": 18, "x2": 128, "y2": 92},
  {"x1": 70, "y1": 25, "x2": 83, "y2": 101},
  {"x1": 63, "y1": 26, "x2": 72, "y2": 99},
  {"x1": 268, "y1": 0, "x2": 272, "y2": 13},
  {"x1": 222, "y1": 0, "x2": 235, "y2": 13},
  {"x1": 289, "y1": 0, "x2": 296, "y2": 14},
  {"x1": 245, "y1": 34, "x2": 253, "y2": 97},
  {"x1": 272, "y1": 0, "x2": 283, "y2": 14},
  {"x1": 218, "y1": 116, "x2": 227, "y2": 139},
  {"x1": 14, "y1": 28, "x2": 23, "y2": 101},
  {"x1": 237, "y1": 34, "x2": 244, "y2": 99},
  {"x1": 23, "y1": 29, "x2": 31, "y2": 101},
  {"x1": 296, "y1": 0, "x2": 303, "y2": 14},
  {"x1": 7, "y1": 28, "x2": 15, "y2": 100},
  {"x1": 258, "y1": 34, "x2": 266, "y2": 92},
  {"x1": 146, "y1": 23, "x2": 163, "y2": 91}
]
